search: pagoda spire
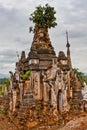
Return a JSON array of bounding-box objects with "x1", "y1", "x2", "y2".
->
[
  {"x1": 28, "y1": 24, "x2": 56, "y2": 59},
  {"x1": 66, "y1": 31, "x2": 72, "y2": 69},
  {"x1": 66, "y1": 31, "x2": 70, "y2": 48}
]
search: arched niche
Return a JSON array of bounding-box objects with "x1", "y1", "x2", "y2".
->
[{"x1": 57, "y1": 90, "x2": 63, "y2": 112}]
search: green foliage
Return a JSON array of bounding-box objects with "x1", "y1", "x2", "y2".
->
[
  {"x1": 0, "y1": 78, "x2": 10, "y2": 95},
  {"x1": 73, "y1": 68, "x2": 87, "y2": 84},
  {"x1": 5, "y1": 78, "x2": 10, "y2": 90},
  {"x1": 30, "y1": 4, "x2": 57, "y2": 28},
  {"x1": 21, "y1": 70, "x2": 31, "y2": 80},
  {"x1": 0, "y1": 78, "x2": 6, "y2": 84}
]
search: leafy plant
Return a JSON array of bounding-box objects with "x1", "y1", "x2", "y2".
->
[
  {"x1": 29, "y1": 4, "x2": 57, "y2": 29},
  {"x1": 73, "y1": 68, "x2": 87, "y2": 84},
  {"x1": 21, "y1": 70, "x2": 31, "y2": 80}
]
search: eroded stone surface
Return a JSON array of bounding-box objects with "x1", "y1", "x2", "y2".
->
[{"x1": 6, "y1": 24, "x2": 84, "y2": 129}]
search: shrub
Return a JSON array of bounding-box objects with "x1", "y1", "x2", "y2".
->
[{"x1": 29, "y1": 4, "x2": 57, "y2": 29}]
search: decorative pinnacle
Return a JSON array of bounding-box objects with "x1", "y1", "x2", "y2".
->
[{"x1": 66, "y1": 31, "x2": 70, "y2": 48}]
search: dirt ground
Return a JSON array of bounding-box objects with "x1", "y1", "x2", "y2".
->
[
  {"x1": 0, "y1": 113, "x2": 18, "y2": 130},
  {"x1": 0, "y1": 114, "x2": 87, "y2": 130},
  {"x1": 57, "y1": 115, "x2": 87, "y2": 130},
  {"x1": 0, "y1": 95, "x2": 87, "y2": 130},
  {"x1": 0, "y1": 95, "x2": 18, "y2": 130}
]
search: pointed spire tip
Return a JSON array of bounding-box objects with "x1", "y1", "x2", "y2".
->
[{"x1": 66, "y1": 31, "x2": 70, "y2": 47}]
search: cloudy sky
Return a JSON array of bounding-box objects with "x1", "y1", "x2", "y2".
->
[{"x1": 0, "y1": 0, "x2": 87, "y2": 76}]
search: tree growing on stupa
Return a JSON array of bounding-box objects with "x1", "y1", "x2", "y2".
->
[
  {"x1": 29, "y1": 4, "x2": 57, "y2": 32},
  {"x1": 29, "y1": 4, "x2": 57, "y2": 56}
]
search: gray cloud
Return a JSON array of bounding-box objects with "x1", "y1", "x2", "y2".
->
[{"x1": 0, "y1": 0, "x2": 87, "y2": 74}]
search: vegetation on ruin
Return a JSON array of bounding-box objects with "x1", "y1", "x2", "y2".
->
[
  {"x1": 21, "y1": 70, "x2": 31, "y2": 80},
  {"x1": 29, "y1": 4, "x2": 57, "y2": 29},
  {"x1": 73, "y1": 68, "x2": 87, "y2": 84}
]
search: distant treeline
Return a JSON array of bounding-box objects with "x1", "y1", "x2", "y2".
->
[
  {"x1": 0, "y1": 78, "x2": 10, "y2": 90},
  {"x1": 0, "y1": 78, "x2": 9, "y2": 95},
  {"x1": 0, "y1": 78, "x2": 8, "y2": 84}
]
